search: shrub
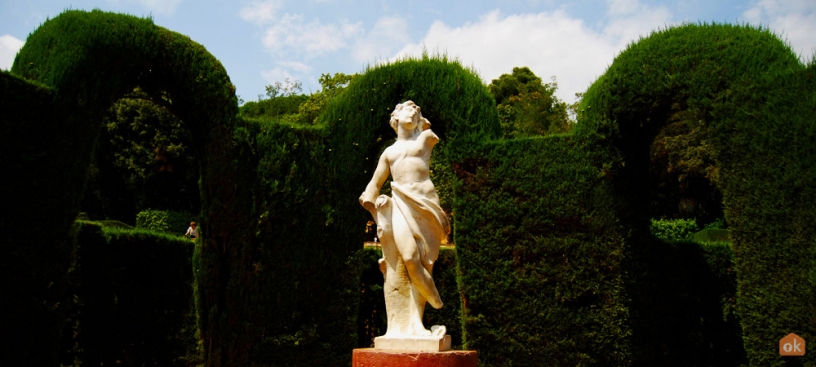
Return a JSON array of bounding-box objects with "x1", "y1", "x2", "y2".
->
[
  {"x1": 136, "y1": 208, "x2": 196, "y2": 234},
  {"x1": 650, "y1": 218, "x2": 698, "y2": 241},
  {"x1": 61, "y1": 221, "x2": 197, "y2": 366},
  {"x1": 453, "y1": 135, "x2": 631, "y2": 366}
]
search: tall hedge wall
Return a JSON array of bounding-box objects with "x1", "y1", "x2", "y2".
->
[
  {"x1": 0, "y1": 70, "x2": 73, "y2": 365},
  {"x1": 453, "y1": 135, "x2": 631, "y2": 366},
  {"x1": 577, "y1": 23, "x2": 814, "y2": 366},
  {"x1": 62, "y1": 222, "x2": 197, "y2": 366},
  {"x1": 452, "y1": 134, "x2": 747, "y2": 366},
  {"x1": 713, "y1": 61, "x2": 816, "y2": 366},
  {"x1": 6, "y1": 10, "x2": 252, "y2": 366}
]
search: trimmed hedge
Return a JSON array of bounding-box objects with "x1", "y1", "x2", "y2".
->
[
  {"x1": 9, "y1": 9, "x2": 247, "y2": 365},
  {"x1": 61, "y1": 222, "x2": 198, "y2": 366},
  {"x1": 577, "y1": 23, "x2": 815, "y2": 366},
  {"x1": 452, "y1": 135, "x2": 746, "y2": 366},
  {"x1": 453, "y1": 135, "x2": 631, "y2": 366},
  {"x1": 136, "y1": 208, "x2": 197, "y2": 234},
  {"x1": 628, "y1": 238, "x2": 746, "y2": 366},
  {"x1": 650, "y1": 218, "x2": 698, "y2": 242},
  {"x1": 0, "y1": 70, "x2": 72, "y2": 365}
]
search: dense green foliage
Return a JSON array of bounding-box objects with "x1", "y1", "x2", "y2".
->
[
  {"x1": 239, "y1": 94, "x2": 308, "y2": 121},
  {"x1": 488, "y1": 67, "x2": 572, "y2": 138},
  {"x1": 6, "y1": 9, "x2": 243, "y2": 366},
  {"x1": 627, "y1": 239, "x2": 745, "y2": 366},
  {"x1": 649, "y1": 116, "x2": 723, "y2": 222},
  {"x1": 454, "y1": 136, "x2": 631, "y2": 366},
  {"x1": 649, "y1": 218, "x2": 698, "y2": 241},
  {"x1": 136, "y1": 208, "x2": 197, "y2": 234},
  {"x1": 83, "y1": 90, "x2": 200, "y2": 222},
  {"x1": 0, "y1": 70, "x2": 73, "y2": 365},
  {"x1": 578, "y1": 23, "x2": 815, "y2": 366},
  {"x1": 61, "y1": 222, "x2": 198, "y2": 366},
  {"x1": 239, "y1": 73, "x2": 355, "y2": 125}
]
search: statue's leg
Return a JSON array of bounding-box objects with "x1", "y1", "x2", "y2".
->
[
  {"x1": 377, "y1": 197, "x2": 414, "y2": 336},
  {"x1": 391, "y1": 210, "x2": 443, "y2": 309}
]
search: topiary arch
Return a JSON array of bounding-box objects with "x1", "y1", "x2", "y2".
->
[
  {"x1": 576, "y1": 23, "x2": 815, "y2": 366},
  {"x1": 2, "y1": 9, "x2": 253, "y2": 366},
  {"x1": 450, "y1": 23, "x2": 814, "y2": 367}
]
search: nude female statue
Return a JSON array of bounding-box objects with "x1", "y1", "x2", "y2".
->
[{"x1": 359, "y1": 101, "x2": 450, "y2": 339}]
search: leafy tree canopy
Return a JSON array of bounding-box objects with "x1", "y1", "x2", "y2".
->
[
  {"x1": 488, "y1": 67, "x2": 572, "y2": 138},
  {"x1": 83, "y1": 88, "x2": 199, "y2": 222},
  {"x1": 239, "y1": 72, "x2": 356, "y2": 125}
]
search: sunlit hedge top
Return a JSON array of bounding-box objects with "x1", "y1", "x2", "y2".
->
[
  {"x1": 321, "y1": 55, "x2": 501, "y2": 165},
  {"x1": 12, "y1": 9, "x2": 238, "y2": 147},
  {"x1": 575, "y1": 23, "x2": 803, "y2": 145}
]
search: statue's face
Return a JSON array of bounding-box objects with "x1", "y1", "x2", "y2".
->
[{"x1": 395, "y1": 104, "x2": 419, "y2": 130}]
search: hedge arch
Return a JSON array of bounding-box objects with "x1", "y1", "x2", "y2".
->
[
  {"x1": 3, "y1": 10, "x2": 255, "y2": 366},
  {"x1": 577, "y1": 23, "x2": 815, "y2": 366}
]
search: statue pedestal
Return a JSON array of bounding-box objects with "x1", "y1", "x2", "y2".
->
[
  {"x1": 352, "y1": 348, "x2": 478, "y2": 367},
  {"x1": 374, "y1": 335, "x2": 452, "y2": 351}
]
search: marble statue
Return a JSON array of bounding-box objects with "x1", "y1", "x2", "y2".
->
[{"x1": 359, "y1": 101, "x2": 452, "y2": 351}]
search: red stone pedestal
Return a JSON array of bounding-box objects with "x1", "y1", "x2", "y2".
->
[{"x1": 352, "y1": 348, "x2": 478, "y2": 367}]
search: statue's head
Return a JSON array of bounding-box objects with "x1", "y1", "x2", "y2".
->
[{"x1": 389, "y1": 100, "x2": 430, "y2": 134}]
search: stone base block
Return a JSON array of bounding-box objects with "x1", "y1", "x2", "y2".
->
[
  {"x1": 352, "y1": 348, "x2": 478, "y2": 367},
  {"x1": 374, "y1": 335, "x2": 451, "y2": 351}
]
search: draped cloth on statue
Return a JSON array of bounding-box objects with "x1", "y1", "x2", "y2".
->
[
  {"x1": 375, "y1": 181, "x2": 450, "y2": 338},
  {"x1": 386, "y1": 182, "x2": 450, "y2": 265}
]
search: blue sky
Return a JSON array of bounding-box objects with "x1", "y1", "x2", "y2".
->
[{"x1": 1, "y1": 0, "x2": 814, "y2": 103}]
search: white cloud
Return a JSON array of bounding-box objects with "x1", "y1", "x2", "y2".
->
[
  {"x1": 261, "y1": 13, "x2": 363, "y2": 59},
  {"x1": 393, "y1": 1, "x2": 674, "y2": 103},
  {"x1": 352, "y1": 16, "x2": 412, "y2": 64},
  {"x1": 743, "y1": 0, "x2": 816, "y2": 61},
  {"x1": 239, "y1": 0, "x2": 283, "y2": 25},
  {"x1": 0, "y1": 35, "x2": 25, "y2": 71},
  {"x1": 261, "y1": 67, "x2": 297, "y2": 85}
]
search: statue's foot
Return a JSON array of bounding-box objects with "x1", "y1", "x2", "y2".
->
[
  {"x1": 427, "y1": 293, "x2": 443, "y2": 309},
  {"x1": 430, "y1": 325, "x2": 446, "y2": 337}
]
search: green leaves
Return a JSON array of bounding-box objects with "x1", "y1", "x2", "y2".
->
[{"x1": 488, "y1": 67, "x2": 572, "y2": 138}]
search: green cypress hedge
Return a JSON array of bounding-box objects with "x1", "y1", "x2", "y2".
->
[
  {"x1": 0, "y1": 70, "x2": 72, "y2": 365},
  {"x1": 577, "y1": 23, "x2": 814, "y2": 366},
  {"x1": 452, "y1": 135, "x2": 746, "y2": 366},
  {"x1": 7, "y1": 10, "x2": 250, "y2": 365},
  {"x1": 713, "y1": 61, "x2": 816, "y2": 366},
  {"x1": 62, "y1": 222, "x2": 197, "y2": 366},
  {"x1": 453, "y1": 135, "x2": 631, "y2": 366}
]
